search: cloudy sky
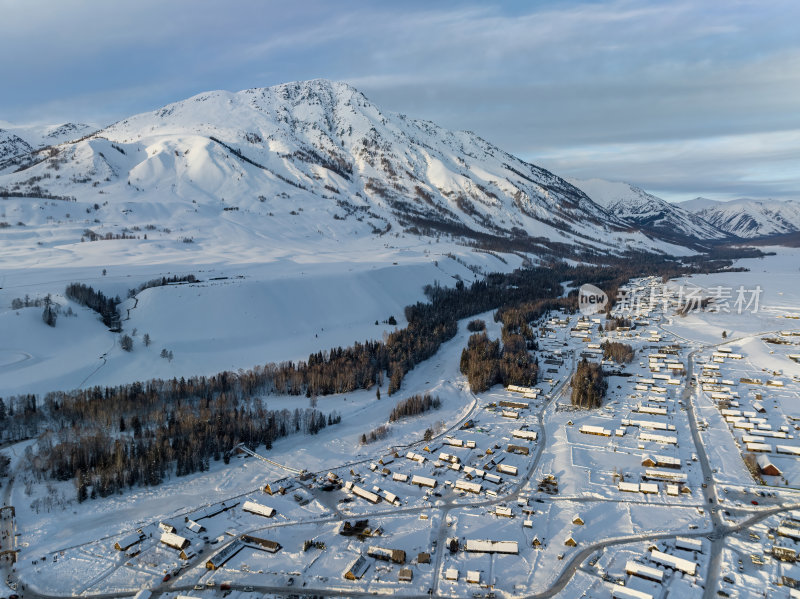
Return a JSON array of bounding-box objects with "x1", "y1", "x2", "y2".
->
[{"x1": 2, "y1": 0, "x2": 798, "y2": 202}]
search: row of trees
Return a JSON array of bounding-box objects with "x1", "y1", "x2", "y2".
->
[
  {"x1": 127, "y1": 274, "x2": 198, "y2": 298},
  {"x1": 388, "y1": 393, "x2": 441, "y2": 422},
  {"x1": 466, "y1": 319, "x2": 486, "y2": 332},
  {"x1": 11, "y1": 294, "x2": 51, "y2": 309},
  {"x1": 360, "y1": 424, "x2": 390, "y2": 445},
  {"x1": 604, "y1": 316, "x2": 632, "y2": 331},
  {"x1": 64, "y1": 282, "x2": 121, "y2": 330}
]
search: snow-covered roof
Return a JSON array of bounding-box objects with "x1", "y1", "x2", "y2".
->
[
  {"x1": 242, "y1": 500, "x2": 276, "y2": 518},
  {"x1": 464, "y1": 540, "x2": 518, "y2": 554},
  {"x1": 625, "y1": 560, "x2": 664, "y2": 582},
  {"x1": 649, "y1": 549, "x2": 696, "y2": 575}
]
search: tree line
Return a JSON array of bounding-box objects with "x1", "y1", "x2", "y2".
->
[
  {"x1": 64, "y1": 282, "x2": 121, "y2": 330},
  {"x1": 127, "y1": 274, "x2": 198, "y2": 298},
  {"x1": 389, "y1": 393, "x2": 441, "y2": 422},
  {"x1": 33, "y1": 395, "x2": 339, "y2": 500},
  {"x1": 604, "y1": 315, "x2": 632, "y2": 331}
]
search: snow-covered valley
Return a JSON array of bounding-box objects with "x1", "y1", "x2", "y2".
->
[
  {"x1": 2, "y1": 246, "x2": 800, "y2": 599},
  {"x1": 3, "y1": 80, "x2": 800, "y2": 599}
]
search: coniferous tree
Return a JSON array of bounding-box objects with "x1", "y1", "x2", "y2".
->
[
  {"x1": 42, "y1": 302, "x2": 57, "y2": 327},
  {"x1": 120, "y1": 334, "x2": 133, "y2": 352}
]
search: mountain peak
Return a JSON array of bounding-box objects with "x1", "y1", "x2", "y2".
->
[
  {"x1": 685, "y1": 197, "x2": 800, "y2": 238},
  {"x1": 0, "y1": 80, "x2": 692, "y2": 265},
  {"x1": 567, "y1": 177, "x2": 729, "y2": 244}
]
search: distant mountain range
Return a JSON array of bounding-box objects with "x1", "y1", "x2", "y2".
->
[
  {"x1": 0, "y1": 80, "x2": 796, "y2": 264},
  {"x1": 0, "y1": 121, "x2": 94, "y2": 162},
  {"x1": 569, "y1": 179, "x2": 800, "y2": 242},
  {"x1": 566, "y1": 178, "x2": 730, "y2": 244},
  {"x1": 677, "y1": 197, "x2": 800, "y2": 239}
]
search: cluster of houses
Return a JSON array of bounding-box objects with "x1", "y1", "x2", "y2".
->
[
  {"x1": 617, "y1": 343, "x2": 695, "y2": 497},
  {"x1": 113, "y1": 500, "x2": 238, "y2": 567},
  {"x1": 700, "y1": 341, "x2": 800, "y2": 482},
  {"x1": 771, "y1": 512, "x2": 800, "y2": 563},
  {"x1": 110, "y1": 493, "x2": 288, "y2": 580},
  {"x1": 441, "y1": 539, "x2": 520, "y2": 587},
  {"x1": 109, "y1": 278, "x2": 766, "y2": 595},
  {"x1": 329, "y1": 380, "x2": 550, "y2": 588},
  {"x1": 337, "y1": 385, "x2": 543, "y2": 512},
  {"x1": 611, "y1": 538, "x2": 704, "y2": 599},
  {"x1": 342, "y1": 543, "x2": 431, "y2": 583},
  {"x1": 571, "y1": 333, "x2": 693, "y2": 498}
]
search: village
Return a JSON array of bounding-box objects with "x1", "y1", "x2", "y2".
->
[{"x1": 7, "y1": 274, "x2": 800, "y2": 599}]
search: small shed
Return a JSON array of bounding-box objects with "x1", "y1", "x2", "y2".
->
[
  {"x1": 186, "y1": 519, "x2": 206, "y2": 534},
  {"x1": 158, "y1": 521, "x2": 176, "y2": 534},
  {"x1": 398, "y1": 568, "x2": 413, "y2": 582},
  {"x1": 411, "y1": 475, "x2": 437, "y2": 488},
  {"x1": 344, "y1": 555, "x2": 370, "y2": 580},
  {"x1": 367, "y1": 546, "x2": 406, "y2": 564},
  {"x1": 242, "y1": 535, "x2": 281, "y2": 553},
  {"x1": 242, "y1": 500, "x2": 276, "y2": 518},
  {"x1": 205, "y1": 539, "x2": 245, "y2": 570},
  {"x1": 114, "y1": 531, "x2": 144, "y2": 552},
  {"x1": 160, "y1": 531, "x2": 190, "y2": 551},
  {"x1": 757, "y1": 454, "x2": 782, "y2": 477},
  {"x1": 625, "y1": 560, "x2": 664, "y2": 583},
  {"x1": 507, "y1": 444, "x2": 530, "y2": 455}
]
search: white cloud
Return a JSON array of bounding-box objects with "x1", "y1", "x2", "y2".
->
[{"x1": 532, "y1": 129, "x2": 800, "y2": 201}]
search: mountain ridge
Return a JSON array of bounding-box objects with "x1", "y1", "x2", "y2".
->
[
  {"x1": 678, "y1": 196, "x2": 800, "y2": 238},
  {"x1": 1, "y1": 79, "x2": 683, "y2": 265},
  {"x1": 566, "y1": 178, "x2": 730, "y2": 244}
]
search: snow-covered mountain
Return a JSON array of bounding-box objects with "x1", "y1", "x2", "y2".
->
[
  {"x1": 0, "y1": 121, "x2": 94, "y2": 164},
  {"x1": 679, "y1": 197, "x2": 800, "y2": 239},
  {"x1": 676, "y1": 197, "x2": 721, "y2": 212},
  {"x1": 567, "y1": 178, "x2": 729, "y2": 243},
  {"x1": 0, "y1": 80, "x2": 686, "y2": 266}
]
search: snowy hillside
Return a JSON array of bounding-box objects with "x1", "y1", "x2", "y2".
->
[
  {"x1": 0, "y1": 80, "x2": 696, "y2": 399},
  {"x1": 568, "y1": 177, "x2": 729, "y2": 243},
  {"x1": 679, "y1": 197, "x2": 800, "y2": 238},
  {"x1": 0, "y1": 120, "x2": 93, "y2": 164},
  {"x1": 0, "y1": 79, "x2": 685, "y2": 272}
]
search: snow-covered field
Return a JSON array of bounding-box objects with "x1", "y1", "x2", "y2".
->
[{"x1": 0, "y1": 245, "x2": 522, "y2": 398}]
